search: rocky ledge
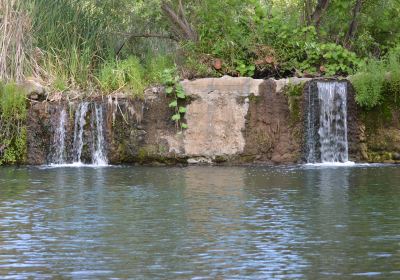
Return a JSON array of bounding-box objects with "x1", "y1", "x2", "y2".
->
[{"x1": 22, "y1": 76, "x2": 400, "y2": 165}]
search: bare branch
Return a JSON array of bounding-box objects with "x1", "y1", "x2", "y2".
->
[{"x1": 161, "y1": 1, "x2": 197, "y2": 42}]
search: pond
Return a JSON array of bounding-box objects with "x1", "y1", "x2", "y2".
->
[{"x1": 0, "y1": 165, "x2": 400, "y2": 279}]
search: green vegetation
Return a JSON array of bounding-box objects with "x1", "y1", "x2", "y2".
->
[
  {"x1": 161, "y1": 68, "x2": 188, "y2": 131},
  {"x1": 0, "y1": 83, "x2": 27, "y2": 165},
  {"x1": 97, "y1": 56, "x2": 146, "y2": 96},
  {"x1": 1, "y1": 0, "x2": 400, "y2": 104},
  {"x1": 351, "y1": 47, "x2": 400, "y2": 108},
  {"x1": 283, "y1": 82, "x2": 304, "y2": 124}
]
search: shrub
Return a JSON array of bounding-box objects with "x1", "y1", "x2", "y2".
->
[
  {"x1": 351, "y1": 59, "x2": 386, "y2": 109},
  {"x1": 351, "y1": 45, "x2": 400, "y2": 109}
]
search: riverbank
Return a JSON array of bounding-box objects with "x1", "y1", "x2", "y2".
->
[{"x1": 1, "y1": 76, "x2": 400, "y2": 166}]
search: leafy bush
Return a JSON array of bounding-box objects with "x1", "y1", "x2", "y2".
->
[
  {"x1": 351, "y1": 45, "x2": 400, "y2": 109},
  {"x1": 351, "y1": 59, "x2": 386, "y2": 108},
  {"x1": 300, "y1": 43, "x2": 361, "y2": 76}
]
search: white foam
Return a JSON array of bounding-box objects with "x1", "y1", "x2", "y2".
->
[
  {"x1": 45, "y1": 162, "x2": 109, "y2": 168},
  {"x1": 303, "y1": 161, "x2": 376, "y2": 168}
]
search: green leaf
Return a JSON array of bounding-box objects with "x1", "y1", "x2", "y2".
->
[
  {"x1": 177, "y1": 92, "x2": 186, "y2": 99},
  {"x1": 179, "y1": 106, "x2": 187, "y2": 113},
  {"x1": 166, "y1": 87, "x2": 174, "y2": 94},
  {"x1": 181, "y1": 123, "x2": 188, "y2": 129},
  {"x1": 169, "y1": 100, "x2": 177, "y2": 107},
  {"x1": 171, "y1": 113, "x2": 181, "y2": 121}
]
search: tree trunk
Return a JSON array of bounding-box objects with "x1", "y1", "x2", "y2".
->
[
  {"x1": 344, "y1": 0, "x2": 363, "y2": 49},
  {"x1": 304, "y1": 0, "x2": 313, "y2": 25},
  {"x1": 310, "y1": 0, "x2": 330, "y2": 28}
]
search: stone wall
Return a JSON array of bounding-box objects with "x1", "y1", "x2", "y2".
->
[{"x1": 25, "y1": 76, "x2": 394, "y2": 165}]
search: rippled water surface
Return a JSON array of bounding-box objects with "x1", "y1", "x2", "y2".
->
[{"x1": 0, "y1": 165, "x2": 400, "y2": 279}]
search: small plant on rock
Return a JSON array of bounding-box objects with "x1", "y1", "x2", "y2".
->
[{"x1": 161, "y1": 68, "x2": 188, "y2": 131}]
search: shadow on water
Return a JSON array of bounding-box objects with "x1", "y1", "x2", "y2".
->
[{"x1": 0, "y1": 165, "x2": 400, "y2": 279}]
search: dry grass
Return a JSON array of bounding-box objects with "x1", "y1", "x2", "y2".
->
[{"x1": 0, "y1": 0, "x2": 33, "y2": 82}]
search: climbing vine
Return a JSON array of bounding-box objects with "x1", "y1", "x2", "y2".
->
[
  {"x1": 0, "y1": 83, "x2": 28, "y2": 165},
  {"x1": 161, "y1": 68, "x2": 188, "y2": 131}
]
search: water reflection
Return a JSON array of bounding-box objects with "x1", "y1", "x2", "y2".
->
[{"x1": 0, "y1": 166, "x2": 399, "y2": 279}]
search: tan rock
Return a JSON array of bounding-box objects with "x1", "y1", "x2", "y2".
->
[
  {"x1": 181, "y1": 76, "x2": 264, "y2": 96},
  {"x1": 20, "y1": 77, "x2": 46, "y2": 97},
  {"x1": 180, "y1": 76, "x2": 262, "y2": 157}
]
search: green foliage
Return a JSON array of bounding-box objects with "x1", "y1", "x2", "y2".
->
[
  {"x1": 0, "y1": 83, "x2": 27, "y2": 165},
  {"x1": 385, "y1": 47, "x2": 400, "y2": 105},
  {"x1": 235, "y1": 61, "x2": 255, "y2": 77},
  {"x1": 284, "y1": 82, "x2": 304, "y2": 97},
  {"x1": 283, "y1": 82, "x2": 304, "y2": 124},
  {"x1": 351, "y1": 45, "x2": 400, "y2": 109},
  {"x1": 0, "y1": 84, "x2": 27, "y2": 120},
  {"x1": 181, "y1": 54, "x2": 220, "y2": 79},
  {"x1": 351, "y1": 59, "x2": 386, "y2": 109},
  {"x1": 28, "y1": 0, "x2": 109, "y2": 88},
  {"x1": 161, "y1": 67, "x2": 188, "y2": 131},
  {"x1": 3, "y1": 0, "x2": 400, "y2": 87},
  {"x1": 145, "y1": 55, "x2": 175, "y2": 84},
  {"x1": 97, "y1": 56, "x2": 147, "y2": 96},
  {"x1": 299, "y1": 43, "x2": 360, "y2": 76}
]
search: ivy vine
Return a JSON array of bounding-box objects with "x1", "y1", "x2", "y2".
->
[{"x1": 161, "y1": 68, "x2": 188, "y2": 130}]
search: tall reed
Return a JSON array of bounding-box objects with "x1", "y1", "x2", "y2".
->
[
  {"x1": 28, "y1": 0, "x2": 109, "y2": 87},
  {"x1": 0, "y1": 0, "x2": 32, "y2": 82}
]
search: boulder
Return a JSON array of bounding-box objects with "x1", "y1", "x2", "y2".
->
[{"x1": 20, "y1": 77, "x2": 47, "y2": 100}]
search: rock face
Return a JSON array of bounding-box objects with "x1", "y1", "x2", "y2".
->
[
  {"x1": 182, "y1": 77, "x2": 261, "y2": 158},
  {"x1": 243, "y1": 79, "x2": 305, "y2": 164},
  {"x1": 22, "y1": 76, "x2": 376, "y2": 165}
]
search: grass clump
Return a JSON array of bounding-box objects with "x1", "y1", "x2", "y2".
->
[
  {"x1": 97, "y1": 56, "x2": 147, "y2": 97},
  {"x1": 0, "y1": 83, "x2": 28, "y2": 165},
  {"x1": 97, "y1": 55, "x2": 176, "y2": 96},
  {"x1": 145, "y1": 55, "x2": 175, "y2": 85}
]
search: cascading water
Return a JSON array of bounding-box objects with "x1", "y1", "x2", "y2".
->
[
  {"x1": 306, "y1": 83, "x2": 318, "y2": 163},
  {"x1": 91, "y1": 103, "x2": 108, "y2": 165},
  {"x1": 318, "y1": 82, "x2": 349, "y2": 163},
  {"x1": 73, "y1": 102, "x2": 89, "y2": 163},
  {"x1": 49, "y1": 102, "x2": 108, "y2": 166},
  {"x1": 51, "y1": 108, "x2": 67, "y2": 164},
  {"x1": 306, "y1": 81, "x2": 349, "y2": 163}
]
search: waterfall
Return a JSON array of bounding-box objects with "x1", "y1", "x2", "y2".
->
[
  {"x1": 92, "y1": 103, "x2": 108, "y2": 165},
  {"x1": 51, "y1": 108, "x2": 67, "y2": 164},
  {"x1": 306, "y1": 81, "x2": 349, "y2": 163},
  {"x1": 73, "y1": 102, "x2": 89, "y2": 163},
  {"x1": 318, "y1": 82, "x2": 349, "y2": 163},
  {"x1": 306, "y1": 83, "x2": 318, "y2": 163},
  {"x1": 46, "y1": 101, "x2": 110, "y2": 166}
]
